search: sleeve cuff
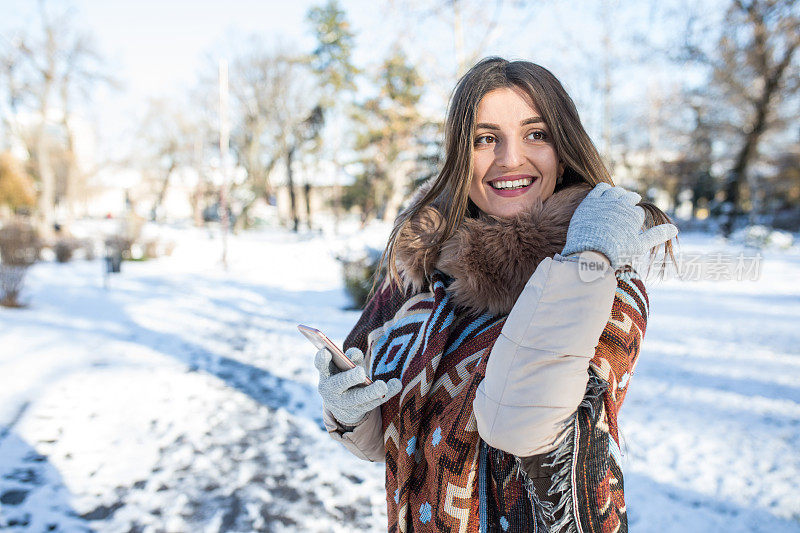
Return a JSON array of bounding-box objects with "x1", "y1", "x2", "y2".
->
[{"x1": 323, "y1": 407, "x2": 368, "y2": 433}]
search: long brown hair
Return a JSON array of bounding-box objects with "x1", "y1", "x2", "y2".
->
[{"x1": 378, "y1": 57, "x2": 677, "y2": 290}]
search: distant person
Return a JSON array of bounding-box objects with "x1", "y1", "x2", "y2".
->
[{"x1": 314, "y1": 57, "x2": 677, "y2": 531}]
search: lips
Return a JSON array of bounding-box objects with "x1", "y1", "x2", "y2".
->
[{"x1": 487, "y1": 174, "x2": 537, "y2": 197}]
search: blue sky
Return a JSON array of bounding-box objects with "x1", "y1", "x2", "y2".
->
[
  {"x1": 1, "y1": 0, "x2": 623, "y2": 102},
  {"x1": 3, "y1": 1, "x2": 324, "y2": 98},
  {"x1": 0, "y1": 0, "x2": 712, "y2": 156}
]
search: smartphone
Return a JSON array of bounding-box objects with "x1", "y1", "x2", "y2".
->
[{"x1": 298, "y1": 325, "x2": 373, "y2": 385}]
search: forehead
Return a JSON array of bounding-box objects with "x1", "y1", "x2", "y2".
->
[{"x1": 476, "y1": 86, "x2": 540, "y2": 122}]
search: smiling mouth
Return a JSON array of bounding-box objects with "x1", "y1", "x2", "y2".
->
[{"x1": 488, "y1": 176, "x2": 536, "y2": 190}]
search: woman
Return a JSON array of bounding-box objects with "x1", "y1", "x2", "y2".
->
[{"x1": 315, "y1": 57, "x2": 677, "y2": 532}]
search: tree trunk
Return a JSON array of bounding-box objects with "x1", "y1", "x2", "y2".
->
[
  {"x1": 332, "y1": 155, "x2": 342, "y2": 234},
  {"x1": 35, "y1": 134, "x2": 55, "y2": 237},
  {"x1": 33, "y1": 17, "x2": 58, "y2": 239},
  {"x1": 303, "y1": 182, "x2": 313, "y2": 231},
  {"x1": 60, "y1": 70, "x2": 82, "y2": 230},
  {"x1": 191, "y1": 186, "x2": 204, "y2": 227},
  {"x1": 382, "y1": 161, "x2": 412, "y2": 223},
  {"x1": 61, "y1": 123, "x2": 79, "y2": 229},
  {"x1": 151, "y1": 161, "x2": 177, "y2": 222},
  {"x1": 286, "y1": 147, "x2": 299, "y2": 232}
]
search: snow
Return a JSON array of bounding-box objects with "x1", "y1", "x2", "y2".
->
[{"x1": 1, "y1": 225, "x2": 799, "y2": 531}]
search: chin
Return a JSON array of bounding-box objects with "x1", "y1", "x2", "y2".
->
[
  {"x1": 470, "y1": 182, "x2": 555, "y2": 219},
  {"x1": 484, "y1": 201, "x2": 533, "y2": 219}
]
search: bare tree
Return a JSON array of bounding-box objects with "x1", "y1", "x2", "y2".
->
[
  {"x1": 384, "y1": 0, "x2": 536, "y2": 103},
  {"x1": 548, "y1": 0, "x2": 656, "y2": 166},
  {"x1": 195, "y1": 38, "x2": 319, "y2": 230},
  {"x1": 266, "y1": 53, "x2": 319, "y2": 231},
  {"x1": 137, "y1": 98, "x2": 198, "y2": 222},
  {"x1": 226, "y1": 41, "x2": 287, "y2": 223},
  {"x1": 678, "y1": 0, "x2": 799, "y2": 234},
  {"x1": 56, "y1": 30, "x2": 112, "y2": 227},
  {"x1": 16, "y1": 8, "x2": 57, "y2": 235},
  {"x1": 0, "y1": 1, "x2": 109, "y2": 236}
]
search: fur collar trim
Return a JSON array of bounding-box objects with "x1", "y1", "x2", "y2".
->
[{"x1": 395, "y1": 181, "x2": 592, "y2": 315}]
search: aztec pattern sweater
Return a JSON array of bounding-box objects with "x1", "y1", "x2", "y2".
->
[{"x1": 332, "y1": 182, "x2": 648, "y2": 532}]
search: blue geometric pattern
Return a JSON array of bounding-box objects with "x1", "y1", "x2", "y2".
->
[
  {"x1": 618, "y1": 270, "x2": 647, "y2": 315},
  {"x1": 373, "y1": 308, "x2": 429, "y2": 375},
  {"x1": 444, "y1": 312, "x2": 494, "y2": 357},
  {"x1": 419, "y1": 502, "x2": 432, "y2": 524},
  {"x1": 406, "y1": 436, "x2": 417, "y2": 456},
  {"x1": 373, "y1": 277, "x2": 457, "y2": 381},
  {"x1": 431, "y1": 427, "x2": 442, "y2": 447},
  {"x1": 373, "y1": 331, "x2": 417, "y2": 375},
  {"x1": 616, "y1": 287, "x2": 641, "y2": 316}
]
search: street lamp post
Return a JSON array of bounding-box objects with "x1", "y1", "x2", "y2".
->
[{"x1": 219, "y1": 59, "x2": 230, "y2": 269}]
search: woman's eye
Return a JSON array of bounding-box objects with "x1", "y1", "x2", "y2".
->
[
  {"x1": 526, "y1": 130, "x2": 548, "y2": 141},
  {"x1": 474, "y1": 134, "x2": 496, "y2": 145}
]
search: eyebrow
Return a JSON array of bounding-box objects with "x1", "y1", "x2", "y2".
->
[{"x1": 475, "y1": 117, "x2": 545, "y2": 130}]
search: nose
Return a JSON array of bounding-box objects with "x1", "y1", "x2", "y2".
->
[{"x1": 495, "y1": 138, "x2": 524, "y2": 169}]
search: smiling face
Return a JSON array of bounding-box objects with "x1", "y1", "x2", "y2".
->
[{"x1": 468, "y1": 87, "x2": 564, "y2": 219}]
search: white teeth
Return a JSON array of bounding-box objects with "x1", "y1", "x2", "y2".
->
[{"x1": 490, "y1": 178, "x2": 534, "y2": 190}]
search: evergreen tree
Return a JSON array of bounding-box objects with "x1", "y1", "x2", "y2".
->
[
  {"x1": 307, "y1": 0, "x2": 359, "y2": 107},
  {"x1": 350, "y1": 48, "x2": 428, "y2": 223},
  {"x1": 306, "y1": 0, "x2": 360, "y2": 230}
]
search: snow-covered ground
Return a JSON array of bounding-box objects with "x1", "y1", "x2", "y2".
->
[{"x1": 1, "y1": 224, "x2": 799, "y2": 532}]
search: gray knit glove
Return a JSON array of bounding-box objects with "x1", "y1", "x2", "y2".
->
[
  {"x1": 315, "y1": 347, "x2": 402, "y2": 426},
  {"x1": 561, "y1": 182, "x2": 678, "y2": 269}
]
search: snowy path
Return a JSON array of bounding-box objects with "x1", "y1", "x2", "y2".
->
[
  {"x1": 1, "y1": 229, "x2": 388, "y2": 532},
  {"x1": 623, "y1": 235, "x2": 800, "y2": 531},
  {"x1": 1, "y1": 227, "x2": 799, "y2": 532}
]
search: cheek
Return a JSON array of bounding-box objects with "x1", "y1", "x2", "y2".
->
[
  {"x1": 472, "y1": 151, "x2": 490, "y2": 177},
  {"x1": 468, "y1": 173, "x2": 482, "y2": 204},
  {"x1": 470, "y1": 152, "x2": 489, "y2": 193},
  {"x1": 534, "y1": 148, "x2": 560, "y2": 178}
]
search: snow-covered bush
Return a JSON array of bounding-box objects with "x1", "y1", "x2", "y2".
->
[
  {"x1": 335, "y1": 245, "x2": 383, "y2": 309},
  {"x1": 130, "y1": 221, "x2": 177, "y2": 260},
  {"x1": 0, "y1": 219, "x2": 41, "y2": 307},
  {"x1": 730, "y1": 224, "x2": 795, "y2": 250},
  {"x1": 142, "y1": 237, "x2": 176, "y2": 260},
  {"x1": 54, "y1": 237, "x2": 80, "y2": 263},
  {"x1": 79, "y1": 238, "x2": 97, "y2": 260},
  {"x1": 105, "y1": 235, "x2": 133, "y2": 259},
  {"x1": 766, "y1": 230, "x2": 794, "y2": 249}
]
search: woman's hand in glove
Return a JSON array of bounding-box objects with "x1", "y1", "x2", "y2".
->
[
  {"x1": 560, "y1": 182, "x2": 678, "y2": 269},
  {"x1": 315, "y1": 347, "x2": 402, "y2": 426}
]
